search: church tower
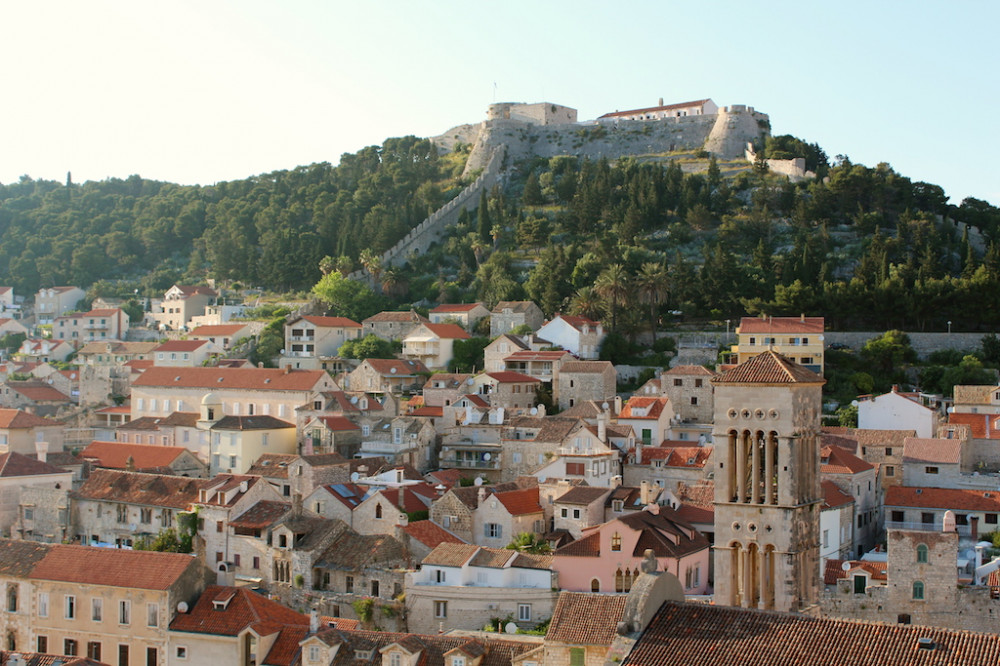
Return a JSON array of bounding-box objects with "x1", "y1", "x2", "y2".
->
[{"x1": 711, "y1": 350, "x2": 824, "y2": 612}]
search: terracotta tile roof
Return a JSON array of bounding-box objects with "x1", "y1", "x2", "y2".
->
[
  {"x1": 95, "y1": 405, "x2": 132, "y2": 415},
  {"x1": 409, "y1": 406, "x2": 443, "y2": 417},
  {"x1": 0, "y1": 539, "x2": 53, "y2": 577},
  {"x1": 553, "y1": 531, "x2": 601, "y2": 557},
  {"x1": 190, "y1": 324, "x2": 248, "y2": 337},
  {"x1": 821, "y1": 433, "x2": 860, "y2": 454},
  {"x1": 424, "y1": 468, "x2": 465, "y2": 489},
  {"x1": 560, "y1": 360, "x2": 614, "y2": 374},
  {"x1": 639, "y1": 446, "x2": 713, "y2": 468},
  {"x1": 132, "y1": 366, "x2": 330, "y2": 391},
  {"x1": 559, "y1": 400, "x2": 619, "y2": 419},
  {"x1": 622, "y1": 600, "x2": 1000, "y2": 666},
  {"x1": 126, "y1": 359, "x2": 155, "y2": 370},
  {"x1": 402, "y1": 520, "x2": 464, "y2": 549},
  {"x1": 170, "y1": 585, "x2": 309, "y2": 636},
  {"x1": 886, "y1": 486, "x2": 1000, "y2": 512},
  {"x1": 423, "y1": 542, "x2": 478, "y2": 567},
  {"x1": 317, "y1": 415, "x2": 360, "y2": 431},
  {"x1": 363, "y1": 358, "x2": 429, "y2": 376},
  {"x1": 375, "y1": 487, "x2": 433, "y2": 515},
  {"x1": 822, "y1": 480, "x2": 854, "y2": 509},
  {"x1": 620, "y1": 397, "x2": 669, "y2": 420},
  {"x1": 423, "y1": 373, "x2": 473, "y2": 389},
  {"x1": 196, "y1": 474, "x2": 261, "y2": 506},
  {"x1": 903, "y1": 437, "x2": 962, "y2": 465},
  {"x1": 8, "y1": 382, "x2": 71, "y2": 402},
  {"x1": 246, "y1": 454, "x2": 298, "y2": 478},
  {"x1": 493, "y1": 487, "x2": 543, "y2": 516},
  {"x1": 675, "y1": 503, "x2": 714, "y2": 524},
  {"x1": 504, "y1": 349, "x2": 572, "y2": 362},
  {"x1": 677, "y1": 480, "x2": 715, "y2": 506},
  {"x1": 318, "y1": 483, "x2": 368, "y2": 509},
  {"x1": 364, "y1": 311, "x2": 430, "y2": 323},
  {"x1": 492, "y1": 301, "x2": 537, "y2": 313},
  {"x1": 555, "y1": 487, "x2": 612, "y2": 506},
  {"x1": 230, "y1": 500, "x2": 292, "y2": 529},
  {"x1": 551, "y1": 314, "x2": 602, "y2": 331},
  {"x1": 159, "y1": 411, "x2": 200, "y2": 427},
  {"x1": 80, "y1": 441, "x2": 191, "y2": 471},
  {"x1": 953, "y1": 384, "x2": 998, "y2": 405},
  {"x1": 714, "y1": 351, "x2": 823, "y2": 385},
  {"x1": 619, "y1": 508, "x2": 710, "y2": 559},
  {"x1": 152, "y1": 340, "x2": 211, "y2": 352},
  {"x1": 75, "y1": 469, "x2": 205, "y2": 508},
  {"x1": 850, "y1": 428, "x2": 915, "y2": 448},
  {"x1": 262, "y1": 625, "x2": 309, "y2": 665},
  {"x1": 315, "y1": 531, "x2": 410, "y2": 570},
  {"x1": 421, "y1": 323, "x2": 471, "y2": 340},
  {"x1": 504, "y1": 417, "x2": 582, "y2": 443},
  {"x1": 546, "y1": 592, "x2": 628, "y2": 645},
  {"x1": 307, "y1": 628, "x2": 539, "y2": 666},
  {"x1": 469, "y1": 547, "x2": 516, "y2": 569},
  {"x1": 820, "y1": 445, "x2": 873, "y2": 475},
  {"x1": 948, "y1": 412, "x2": 1000, "y2": 439},
  {"x1": 442, "y1": 483, "x2": 520, "y2": 509},
  {"x1": 29, "y1": 543, "x2": 201, "y2": 589},
  {"x1": 484, "y1": 371, "x2": 539, "y2": 384},
  {"x1": 737, "y1": 316, "x2": 824, "y2": 334},
  {"x1": 299, "y1": 315, "x2": 362, "y2": 328},
  {"x1": 299, "y1": 452, "x2": 347, "y2": 466},
  {"x1": 174, "y1": 285, "x2": 217, "y2": 297},
  {"x1": 0, "y1": 408, "x2": 62, "y2": 429},
  {"x1": 78, "y1": 341, "x2": 159, "y2": 355},
  {"x1": 823, "y1": 559, "x2": 887, "y2": 585},
  {"x1": 461, "y1": 394, "x2": 490, "y2": 408},
  {"x1": 211, "y1": 415, "x2": 296, "y2": 431},
  {"x1": 430, "y1": 303, "x2": 484, "y2": 313},
  {"x1": 663, "y1": 365, "x2": 715, "y2": 376}
]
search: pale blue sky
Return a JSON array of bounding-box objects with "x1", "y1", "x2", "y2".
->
[{"x1": 2, "y1": 1, "x2": 996, "y2": 205}]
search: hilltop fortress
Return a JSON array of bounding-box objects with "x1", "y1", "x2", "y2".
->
[
  {"x1": 433, "y1": 97, "x2": 771, "y2": 177},
  {"x1": 357, "y1": 98, "x2": 770, "y2": 275}
]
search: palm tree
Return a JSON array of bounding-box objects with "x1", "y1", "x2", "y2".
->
[
  {"x1": 569, "y1": 286, "x2": 603, "y2": 321},
  {"x1": 636, "y1": 261, "x2": 670, "y2": 342},
  {"x1": 358, "y1": 248, "x2": 383, "y2": 292},
  {"x1": 506, "y1": 532, "x2": 550, "y2": 554},
  {"x1": 594, "y1": 263, "x2": 630, "y2": 330}
]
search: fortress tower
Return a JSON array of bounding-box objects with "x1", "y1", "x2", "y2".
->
[{"x1": 711, "y1": 351, "x2": 825, "y2": 612}]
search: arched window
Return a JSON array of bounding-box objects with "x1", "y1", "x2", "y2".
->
[
  {"x1": 615, "y1": 568, "x2": 624, "y2": 593},
  {"x1": 7, "y1": 585, "x2": 16, "y2": 613},
  {"x1": 624, "y1": 568, "x2": 634, "y2": 593},
  {"x1": 591, "y1": 578, "x2": 600, "y2": 593},
  {"x1": 375, "y1": 504, "x2": 383, "y2": 519},
  {"x1": 912, "y1": 581, "x2": 925, "y2": 600},
  {"x1": 916, "y1": 544, "x2": 928, "y2": 563}
]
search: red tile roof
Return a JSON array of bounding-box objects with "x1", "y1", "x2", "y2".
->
[
  {"x1": 886, "y1": 486, "x2": 1000, "y2": 512},
  {"x1": 822, "y1": 480, "x2": 854, "y2": 509},
  {"x1": 8, "y1": 382, "x2": 71, "y2": 402},
  {"x1": 663, "y1": 365, "x2": 715, "y2": 376},
  {"x1": 317, "y1": 415, "x2": 360, "y2": 431},
  {"x1": 620, "y1": 397, "x2": 669, "y2": 420},
  {"x1": 0, "y1": 451, "x2": 67, "y2": 478},
  {"x1": 152, "y1": 340, "x2": 211, "y2": 352},
  {"x1": 299, "y1": 315, "x2": 362, "y2": 328},
  {"x1": 132, "y1": 366, "x2": 330, "y2": 390},
  {"x1": 80, "y1": 441, "x2": 191, "y2": 470},
  {"x1": 402, "y1": 520, "x2": 464, "y2": 549},
  {"x1": 484, "y1": 371, "x2": 540, "y2": 384},
  {"x1": 546, "y1": 592, "x2": 628, "y2": 645},
  {"x1": 363, "y1": 359, "x2": 429, "y2": 376},
  {"x1": 598, "y1": 99, "x2": 712, "y2": 119},
  {"x1": 714, "y1": 351, "x2": 824, "y2": 385},
  {"x1": 493, "y1": 487, "x2": 543, "y2": 516},
  {"x1": 552, "y1": 315, "x2": 601, "y2": 331},
  {"x1": 560, "y1": 361, "x2": 614, "y2": 374},
  {"x1": 423, "y1": 323, "x2": 471, "y2": 340},
  {"x1": 639, "y1": 446, "x2": 713, "y2": 468},
  {"x1": 823, "y1": 559, "x2": 887, "y2": 585},
  {"x1": 409, "y1": 406, "x2": 443, "y2": 417},
  {"x1": 0, "y1": 408, "x2": 62, "y2": 429},
  {"x1": 170, "y1": 585, "x2": 308, "y2": 636},
  {"x1": 190, "y1": 324, "x2": 248, "y2": 337},
  {"x1": 504, "y1": 350, "x2": 573, "y2": 362},
  {"x1": 903, "y1": 437, "x2": 962, "y2": 465},
  {"x1": 948, "y1": 412, "x2": 1000, "y2": 439},
  {"x1": 738, "y1": 316, "x2": 824, "y2": 334},
  {"x1": 430, "y1": 303, "x2": 484, "y2": 313},
  {"x1": 30, "y1": 543, "x2": 202, "y2": 589},
  {"x1": 76, "y1": 469, "x2": 205, "y2": 508},
  {"x1": 820, "y1": 445, "x2": 873, "y2": 475}
]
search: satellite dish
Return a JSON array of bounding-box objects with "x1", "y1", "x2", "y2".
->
[
  {"x1": 483, "y1": 453, "x2": 492, "y2": 461},
  {"x1": 350, "y1": 396, "x2": 359, "y2": 404},
  {"x1": 601, "y1": 402, "x2": 609, "y2": 410},
  {"x1": 467, "y1": 378, "x2": 474, "y2": 385},
  {"x1": 841, "y1": 562, "x2": 851, "y2": 572},
  {"x1": 505, "y1": 622, "x2": 518, "y2": 634},
  {"x1": 530, "y1": 407, "x2": 538, "y2": 415},
  {"x1": 391, "y1": 367, "x2": 397, "y2": 374},
  {"x1": 350, "y1": 472, "x2": 360, "y2": 482},
  {"x1": 176, "y1": 601, "x2": 189, "y2": 613},
  {"x1": 473, "y1": 477, "x2": 483, "y2": 486}
]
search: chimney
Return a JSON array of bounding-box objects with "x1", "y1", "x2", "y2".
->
[
  {"x1": 640, "y1": 480, "x2": 650, "y2": 505},
  {"x1": 800, "y1": 313, "x2": 805, "y2": 323},
  {"x1": 292, "y1": 493, "x2": 303, "y2": 518},
  {"x1": 398, "y1": 487, "x2": 407, "y2": 512},
  {"x1": 284, "y1": 365, "x2": 291, "y2": 374},
  {"x1": 658, "y1": 97, "x2": 663, "y2": 106},
  {"x1": 125, "y1": 455, "x2": 135, "y2": 472},
  {"x1": 598, "y1": 409, "x2": 608, "y2": 443},
  {"x1": 35, "y1": 440, "x2": 48, "y2": 463},
  {"x1": 477, "y1": 486, "x2": 486, "y2": 508},
  {"x1": 310, "y1": 608, "x2": 319, "y2": 633},
  {"x1": 635, "y1": 437, "x2": 643, "y2": 465},
  {"x1": 258, "y1": 362, "x2": 264, "y2": 368}
]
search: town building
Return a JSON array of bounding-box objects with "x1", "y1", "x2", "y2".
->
[{"x1": 731, "y1": 315, "x2": 825, "y2": 375}]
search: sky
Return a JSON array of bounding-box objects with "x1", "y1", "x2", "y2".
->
[{"x1": 2, "y1": 1, "x2": 997, "y2": 205}]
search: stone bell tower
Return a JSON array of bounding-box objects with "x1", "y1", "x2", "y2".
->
[{"x1": 711, "y1": 350, "x2": 824, "y2": 612}]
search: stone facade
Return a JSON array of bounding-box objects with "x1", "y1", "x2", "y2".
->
[
  {"x1": 661, "y1": 366, "x2": 715, "y2": 424},
  {"x1": 490, "y1": 301, "x2": 545, "y2": 337},
  {"x1": 556, "y1": 361, "x2": 616, "y2": 411}
]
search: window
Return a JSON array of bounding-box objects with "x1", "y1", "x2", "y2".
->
[
  {"x1": 518, "y1": 604, "x2": 531, "y2": 621},
  {"x1": 612, "y1": 500, "x2": 624, "y2": 512},
  {"x1": 854, "y1": 574, "x2": 867, "y2": 594},
  {"x1": 146, "y1": 647, "x2": 157, "y2": 666},
  {"x1": 147, "y1": 602, "x2": 159, "y2": 627},
  {"x1": 690, "y1": 396, "x2": 698, "y2": 406},
  {"x1": 925, "y1": 466, "x2": 939, "y2": 475},
  {"x1": 591, "y1": 578, "x2": 600, "y2": 593},
  {"x1": 570, "y1": 647, "x2": 585, "y2": 666},
  {"x1": 140, "y1": 508, "x2": 152, "y2": 524},
  {"x1": 434, "y1": 600, "x2": 447, "y2": 618},
  {"x1": 65, "y1": 639, "x2": 78, "y2": 656},
  {"x1": 119, "y1": 644, "x2": 129, "y2": 666},
  {"x1": 988, "y1": 514, "x2": 998, "y2": 525},
  {"x1": 233, "y1": 554, "x2": 241, "y2": 568},
  {"x1": 371, "y1": 580, "x2": 380, "y2": 597},
  {"x1": 345, "y1": 576, "x2": 354, "y2": 594},
  {"x1": 38, "y1": 592, "x2": 48, "y2": 617},
  {"x1": 88, "y1": 642, "x2": 102, "y2": 660},
  {"x1": 912, "y1": 581, "x2": 925, "y2": 600},
  {"x1": 6, "y1": 585, "x2": 16, "y2": 612},
  {"x1": 37, "y1": 636, "x2": 47, "y2": 653},
  {"x1": 117, "y1": 504, "x2": 128, "y2": 523},
  {"x1": 389, "y1": 653, "x2": 402, "y2": 666},
  {"x1": 560, "y1": 508, "x2": 568, "y2": 518},
  {"x1": 917, "y1": 544, "x2": 929, "y2": 563},
  {"x1": 375, "y1": 504, "x2": 383, "y2": 519},
  {"x1": 673, "y1": 378, "x2": 683, "y2": 387},
  {"x1": 435, "y1": 569, "x2": 446, "y2": 583},
  {"x1": 822, "y1": 530, "x2": 829, "y2": 549},
  {"x1": 176, "y1": 646, "x2": 188, "y2": 660},
  {"x1": 119, "y1": 600, "x2": 131, "y2": 625},
  {"x1": 485, "y1": 523, "x2": 502, "y2": 539},
  {"x1": 453, "y1": 656, "x2": 467, "y2": 666},
  {"x1": 565, "y1": 462, "x2": 584, "y2": 476},
  {"x1": 611, "y1": 533, "x2": 621, "y2": 551},
  {"x1": 253, "y1": 556, "x2": 260, "y2": 570},
  {"x1": 694, "y1": 378, "x2": 703, "y2": 388},
  {"x1": 921, "y1": 512, "x2": 934, "y2": 525},
  {"x1": 885, "y1": 447, "x2": 893, "y2": 457},
  {"x1": 92, "y1": 597, "x2": 102, "y2": 621},
  {"x1": 886, "y1": 466, "x2": 895, "y2": 477}
]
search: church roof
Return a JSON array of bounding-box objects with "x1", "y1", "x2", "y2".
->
[{"x1": 714, "y1": 351, "x2": 824, "y2": 385}]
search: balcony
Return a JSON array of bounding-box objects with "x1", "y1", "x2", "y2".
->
[
  {"x1": 439, "y1": 456, "x2": 501, "y2": 470},
  {"x1": 886, "y1": 519, "x2": 973, "y2": 537},
  {"x1": 289, "y1": 334, "x2": 315, "y2": 342}
]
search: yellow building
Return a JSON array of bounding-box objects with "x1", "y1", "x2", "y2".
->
[{"x1": 732, "y1": 315, "x2": 825, "y2": 375}]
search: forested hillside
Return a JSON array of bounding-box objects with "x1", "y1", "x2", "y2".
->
[{"x1": 0, "y1": 136, "x2": 463, "y2": 294}]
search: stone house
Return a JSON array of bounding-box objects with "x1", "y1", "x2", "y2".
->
[
  {"x1": 820, "y1": 480, "x2": 855, "y2": 570},
  {"x1": 471, "y1": 371, "x2": 540, "y2": 412},
  {"x1": 151, "y1": 284, "x2": 217, "y2": 332},
  {"x1": 885, "y1": 486, "x2": 1000, "y2": 545},
  {"x1": 850, "y1": 428, "x2": 916, "y2": 488},
  {"x1": 952, "y1": 384, "x2": 1000, "y2": 415},
  {"x1": 532, "y1": 417, "x2": 625, "y2": 488},
  {"x1": 71, "y1": 469, "x2": 204, "y2": 548},
  {"x1": 902, "y1": 436, "x2": 963, "y2": 488},
  {"x1": 345, "y1": 358, "x2": 428, "y2": 395},
  {"x1": 194, "y1": 475, "x2": 283, "y2": 568},
  {"x1": 820, "y1": 443, "x2": 879, "y2": 558},
  {"x1": 362, "y1": 310, "x2": 430, "y2": 342},
  {"x1": 0, "y1": 318, "x2": 27, "y2": 338},
  {"x1": 405, "y1": 542, "x2": 556, "y2": 634},
  {"x1": 472, "y1": 486, "x2": 545, "y2": 548},
  {"x1": 402, "y1": 323, "x2": 470, "y2": 371},
  {"x1": 356, "y1": 416, "x2": 437, "y2": 472},
  {"x1": 483, "y1": 334, "x2": 529, "y2": 373},
  {"x1": 14, "y1": 339, "x2": 74, "y2": 364},
  {"x1": 0, "y1": 452, "x2": 73, "y2": 539},
  {"x1": 421, "y1": 373, "x2": 473, "y2": 408},
  {"x1": 76, "y1": 341, "x2": 158, "y2": 367},
  {"x1": 535, "y1": 315, "x2": 605, "y2": 360},
  {"x1": 428, "y1": 303, "x2": 490, "y2": 331},
  {"x1": 398, "y1": 519, "x2": 466, "y2": 562},
  {"x1": 33, "y1": 286, "x2": 86, "y2": 324},
  {"x1": 661, "y1": 365, "x2": 715, "y2": 424},
  {"x1": 551, "y1": 505, "x2": 710, "y2": 596},
  {"x1": 490, "y1": 301, "x2": 544, "y2": 337},
  {"x1": 280, "y1": 315, "x2": 362, "y2": 371},
  {"x1": 0, "y1": 409, "x2": 65, "y2": 455},
  {"x1": 598, "y1": 97, "x2": 719, "y2": 121},
  {"x1": 0, "y1": 381, "x2": 73, "y2": 415},
  {"x1": 502, "y1": 349, "x2": 575, "y2": 389},
  {"x1": 540, "y1": 591, "x2": 629, "y2": 666},
  {"x1": 555, "y1": 361, "x2": 616, "y2": 411},
  {"x1": 0, "y1": 287, "x2": 15, "y2": 311},
  {"x1": 428, "y1": 483, "x2": 521, "y2": 544},
  {"x1": 151, "y1": 339, "x2": 222, "y2": 367},
  {"x1": 52, "y1": 308, "x2": 129, "y2": 344},
  {"x1": 500, "y1": 417, "x2": 581, "y2": 482},
  {"x1": 732, "y1": 315, "x2": 825, "y2": 375},
  {"x1": 624, "y1": 445, "x2": 713, "y2": 494},
  {"x1": 0, "y1": 539, "x2": 53, "y2": 653},
  {"x1": 552, "y1": 486, "x2": 614, "y2": 539},
  {"x1": 300, "y1": 413, "x2": 363, "y2": 457}
]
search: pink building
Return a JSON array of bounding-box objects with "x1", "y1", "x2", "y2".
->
[{"x1": 552, "y1": 505, "x2": 710, "y2": 596}]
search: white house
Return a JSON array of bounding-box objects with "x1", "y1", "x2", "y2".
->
[
  {"x1": 857, "y1": 387, "x2": 938, "y2": 438},
  {"x1": 535, "y1": 315, "x2": 605, "y2": 360}
]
